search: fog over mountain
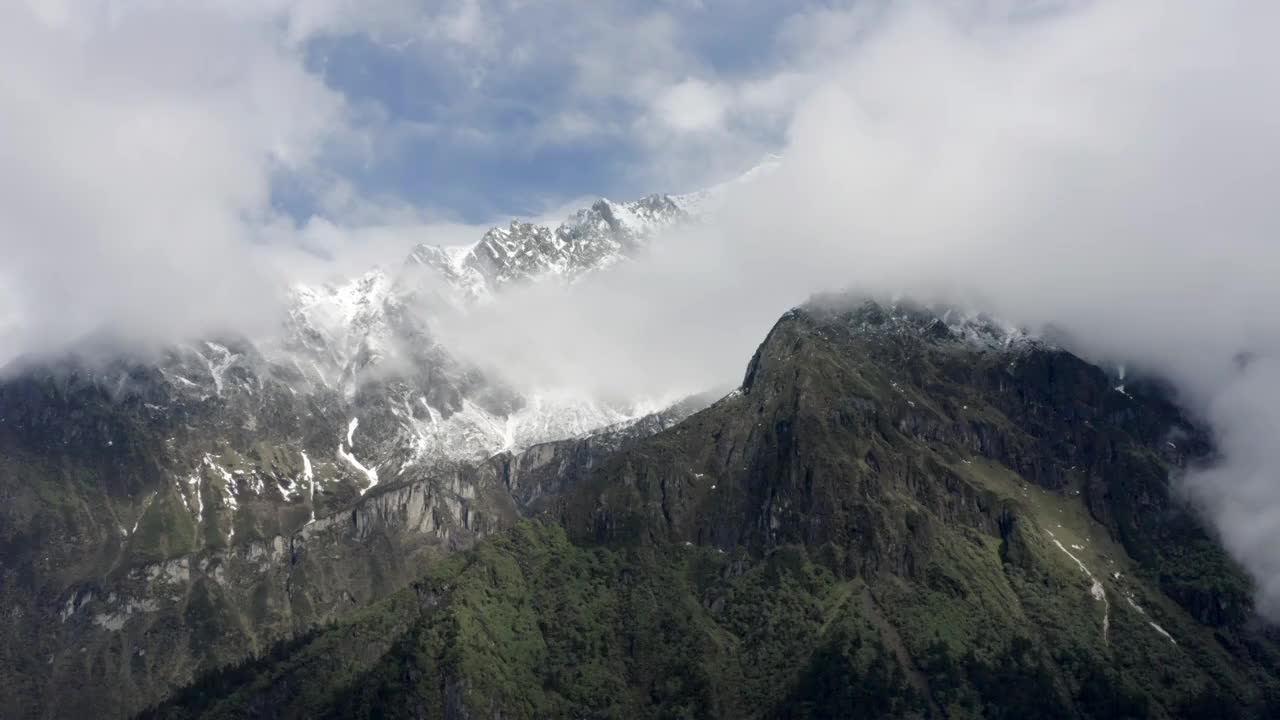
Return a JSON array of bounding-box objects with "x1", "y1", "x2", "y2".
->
[
  {"x1": 436, "y1": 0, "x2": 1280, "y2": 617},
  {"x1": 4, "y1": 0, "x2": 1280, "y2": 622}
]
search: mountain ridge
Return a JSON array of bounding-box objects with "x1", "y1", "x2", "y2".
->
[
  {"x1": 7, "y1": 158, "x2": 1275, "y2": 718},
  {"x1": 0, "y1": 170, "x2": 736, "y2": 719},
  {"x1": 137, "y1": 296, "x2": 1280, "y2": 720}
]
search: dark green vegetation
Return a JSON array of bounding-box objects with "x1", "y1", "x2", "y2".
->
[
  {"x1": 0, "y1": 333, "x2": 700, "y2": 719},
  {"x1": 146, "y1": 523, "x2": 924, "y2": 719},
  {"x1": 138, "y1": 299, "x2": 1280, "y2": 719}
]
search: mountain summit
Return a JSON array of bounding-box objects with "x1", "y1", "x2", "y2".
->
[{"x1": 407, "y1": 194, "x2": 688, "y2": 301}]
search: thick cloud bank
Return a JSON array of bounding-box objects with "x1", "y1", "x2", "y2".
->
[
  {"x1": 0, "y1": 3, "x2": 336, "y2": 353},
  {"x1": 440, "y1": 1, "x2": 1280, "y2": 616},
  {"x1": 0, "y1": 1, "x2": 485, "y2": 360}
]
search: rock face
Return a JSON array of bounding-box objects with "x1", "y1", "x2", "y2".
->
[{"x1": 139, "y1": 298, "x2": 1280, "y2": 720}]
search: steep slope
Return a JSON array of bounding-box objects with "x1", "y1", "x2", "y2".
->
[{"x1": 144, "y1": 298, "x2": 1280, "y2": 719}]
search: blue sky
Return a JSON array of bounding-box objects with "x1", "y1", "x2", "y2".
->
[
  {"x1": 3, "y1": 0, "x2": 880, "y2": 350},
  {"x1": 0, "y1": 0, "x2": 1073, "y2": 344},
  {"x1": 284, "y1": 1, "x2": 861, "y2": 223}
]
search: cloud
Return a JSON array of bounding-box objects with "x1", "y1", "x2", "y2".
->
[
  {"x1": 7, "y1": 0, "x2": 1280, "y2": 621},
  {"x1": 0, "y1": 0, "x2": 495, "y2": 359},
  {"x1": 650, "y1": 78, "x2": 728, "y2": 133},
  {"x1": 0, "y1": 2, "x2": 340, "y2": 355},
  {"x1": 307, "y1": 2, "x2": 822, "y2": 208},
  {"x1": 434, "y1": 0, "x2": 1280, "y2": 617}
]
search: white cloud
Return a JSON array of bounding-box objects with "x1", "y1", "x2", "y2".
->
[
  {"x1": 433, "y1": 0, "x2": 1280, "y2": 618},
  {"x1": 23, "y1": 0, "x2": 73, "y2": 28},
  {"x1": 650, "y1": 78, "x2": 728, "y2": 133},
  {"x1": 439, "y1": 0, "x2": 489, "y2": 49},
  {"x1": 7, "y1": 0, "x2": 1280, "y2": 623},
  {"x1": 0, "y1": 2, "x2": 347, "y2": 352},
  {"x1": 0, "y1": 0, "x2": 505, "y2": 358}
]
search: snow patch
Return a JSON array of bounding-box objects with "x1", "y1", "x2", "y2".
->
[
  {"x1": 1090, "y1": 578, "x2": 1106, "y2": 602},
  {"x1": 202, "y1": 454, "x2": 238, "y2": 541},
  {"x1": 60, "y1": 590, "x2": 93, "y2": 623},
  {"x1": 1148, "y1": 621, "x2": 1177, "y2": 644},
  {"x1": 1049, "y1": 534, "x2": 1110, "y2": 644},
  {"x1": 301, "y1": 451, "x2": 316, "y2": 525},
  {"x1": 1120, "y1": 589, "x2": 1178, "y2": 645},
  {"x1": 174, "y1": 477, "x2": 190, "y2": 511},
  {"x1": 92, "y1": 597, "x2": 159, "y2": 632},
  {"x1": 337, "y1": 444, "x2": 379, "y2": 495},
  {"x1": 399, "y1": 391, "x2": 663, "y2": 466},
  {"x1": 1114, "y1": 364, "x2": 1130, "y2": 397},
  {"x1": 187, "y1": 474, "x2": 204, "y2": 524},
  {"x1": 201, "y1": 342, "x2": 239, "y2": 396}
]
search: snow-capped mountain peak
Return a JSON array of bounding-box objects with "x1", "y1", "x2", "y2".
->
[
  {"x1": 263, "y1": 161, "x2": 776, "y2": 477},
  {"x1": 403, "y1": 191, "x2": 692, "y2": 304},
  {"x1": 394, "y1": 158, "x2": 782, "y2": 308}
]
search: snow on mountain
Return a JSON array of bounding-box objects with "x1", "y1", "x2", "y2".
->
[
  {"x1": 394, "y1": 156, "x2": 782, "y2": 307},
  {"x1": 807, "y1": 294, "x2": 1037, "y2": 355},
  {"x1": 390, "y1": 390, "x2": 665, "y2": 472},
  {"x1": 0, "y1": 160, "x2": 771, "y2": 555},
  {"x1": 282, "y1": 269, "x2": 397, "y2": 390},
  {"x1": 405, "y1": 243, "x2": 488, "y2": 304},
  {"x1": 251, "y1": 161, "x2": 775, "y2": 483},
  {"x1": 938, "y1": 306, "x2": 1036, "y2": 351},
  {"x1": 404, "y1": 193, "x2": 690, "y2": 304}
]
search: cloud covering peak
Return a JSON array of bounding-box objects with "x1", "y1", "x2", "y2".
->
[{"x1": 434, "y1": 0, "x2": 1280, "y2": 617}]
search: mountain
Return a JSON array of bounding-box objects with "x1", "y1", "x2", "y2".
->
[
  {"x1": 5, "y1": 157, "x2": 1278, "y2": 719},
  {"x1": 407, "y1": 194, "x2": 689, "y2": 302},
  {"x1": 138, "y1": 298, "x2": 1280, "y2": 719},
  {"x1": 0, "y1": 180, "x2": 709, "y2": 719}
]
